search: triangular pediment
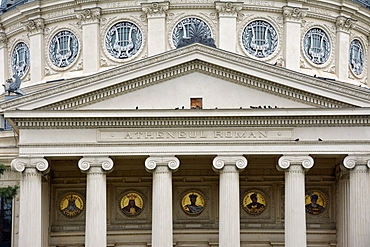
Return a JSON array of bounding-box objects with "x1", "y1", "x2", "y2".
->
[{"x1": 1, "y1": 43, "x2": 370, "y2": 111}]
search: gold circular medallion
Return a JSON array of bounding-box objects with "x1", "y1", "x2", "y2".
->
[
  {"x1": 120, "y1": 192, "x2": 144, "y2": 217},
  {"x1": 181, "y1": 191, "x2": 205, "y2": 215},
  {"x1": 59, "y1": 194, "x2": 84, "y2": 218},
  {"x1": 305, "y1": 190, "x2": 326, "y2": 215},
  {"x1": 242, "y1": 191, "x2": 266, "y2": 215}
]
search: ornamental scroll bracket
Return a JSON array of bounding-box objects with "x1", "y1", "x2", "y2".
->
[
  {"x1": 282, "y1": 6, "x2": 308, "y2": 22},
  {"x1": 0, "y1": 32, "x2": 7, "y2": 49},
  {"x1": 75, "y1": 7, "x2": 101, "y2": 24},
  {"x1": 277, "y1": 155, "x2": 314, "y2": 172},
  {"x1": 215, "y1": 1, "x2": 243, "y2": 17},
  {"x1": 22, "y1": 18, "x2": 45, "y2": 35},
  {"x1": 336, "y1": 16, "x2": 357, "y2": 32},
  {"x1": 141, "y1": 2, "x2": 169, "y2": 18}
]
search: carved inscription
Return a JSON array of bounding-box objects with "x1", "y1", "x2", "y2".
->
[{"x1": 98, "y1": 128, "x2": 293, "y2": 142}]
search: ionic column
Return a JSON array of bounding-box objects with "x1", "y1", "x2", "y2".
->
[
  {"x1": 142, "y1": 2, "x2": 169, "y2": 56},
  {"x1": 145, "y1": 156, "x2": 180, "y2": 247},
  {"x1": 0, "y1": 30, "x2": 8, "y2": 94},
  {"x1": 336, "y1": 166, "x2": 350, "y2": 247},
  {"x1": 11, "y1": 157, "x2": 49, "y2": 247},
  {"x1": 212, "y1": 155, "x2": 247, "y2": 247},
  {"x1": 342, "y1": 155, "x2": 370, "y2": 247},
  {"x1": 22, "y1": 18, "x2": 45, "y2": 83},
  {"x1": 277, "y1": 155, "x2": 314, "y2": 247},
  {"x1": 75, "y1": 8, "x2": 101, "y2": 74},
  {"x1": 282, "y1": 6, "x2": 308, "y2": 71},
  {"x1": 78, "y1": 156, "x2": 114, "y2": 247},
  {"x1": 215, "y1": 2, "x2": 243, "y2": 52},
  {"x1": 335, "y1": 16, "x2": 357, "y2": 81}
]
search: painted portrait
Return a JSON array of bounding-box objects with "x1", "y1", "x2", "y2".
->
[
  {"x1": 59, "y1": 193, "x2": 84, "y2": 218},
  {"x1": 181, "y1": 191, "x2": 205, "y2": 215},
  {"x1": 120, "y1": 192, "x2": 144, "y2": 217},
  {"x1": 305, "y1": 190, "x2": 326, "y2": 215},
  {"x1": 242, "y1": 191, "x2": 266, "y2": 215}
]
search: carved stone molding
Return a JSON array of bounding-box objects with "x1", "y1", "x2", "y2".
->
[
  {"x1": 212, "y1": 155, "x2": 247, "y2": 172},
  {"x1": 0, "y1": 32, "x2": 7, "y2": 49},
  {"x1": 145, "y1": 156, "x2": 180, "y2": 172},
  {"x1": 141, "y1": 2, "x2": 169, "y2": 18},
  {"x1": 282, "y1": 6, "x2": 308, "y2": 22},
  {"x1": 336, "y1": 16, "x2": 357, "y2": 32},
  {"x1": 78, "y1": 156, "x2": 114, "y2": 173},
  {"x1": 277, "y1": 155, "x2": 314, "y2": 171},
  {"x1": 22, "y1": 18, "x2": 45, "y2": 35},
  {"x1": 11, "y1": 157, "x2": 49, "y2": 173},
  {"x1": 215, "y1": 2, "x2": 243, "y2": 17},
  {"x1": 342, "y1": 155, "x2": 370, "y2": 170},
  {"x1": 75, "y1": 7, "x2": 101, "y2": 24}
]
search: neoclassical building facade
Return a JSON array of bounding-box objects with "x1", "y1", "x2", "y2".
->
[{"x1": 0, "y1": 0, "x2": 370, "y2": 247}]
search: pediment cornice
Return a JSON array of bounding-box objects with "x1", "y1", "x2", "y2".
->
[{"x1": 1, "y1": 44, "x2": 369, "y2": 111}]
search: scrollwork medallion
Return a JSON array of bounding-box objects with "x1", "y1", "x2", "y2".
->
[
  {"x1": 349, "y1": 39, "x2": 365, "y2": 76},
  {"x1": 302, "y1": 28, "x2": 331, "y2": 65},
  {"x1": 241, "y1": 20, "x2": 278, "y2": 58},
  {"x1": 49, "y1": 30, "x2": 79, "y2": 68},
  {"x1": 172, "y1": 18, "x2": 213, "y2": 48},
  {"x1": 105, "y1": 21, "x2": 142, "y2": 59},
  {"x1": 11, "y1": 42, "x2": 30, "y2": 78}
]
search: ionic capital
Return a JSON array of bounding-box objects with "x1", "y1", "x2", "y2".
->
[
  {"x1": 343, "y1": 155, "x2": 370, "y2": 170},
  {"x1": 277, "y1": 155, "x2": 314, "y2": 171},
  {"x1": 145, "y1": 156, "x2": 180, "y2": 172},
  {"x1": 0, "y1": 32, "x2": 7, "y2": 49},
  {"x1": 141, "y1": 2, "x2": 169, "y2": 18},
  {"x1": 11, "y1": 157, "x2": 49, "y2": 173},
  {"x1": 75, "y1": 7, "x2": 101, "y2": 24},
  {"x1": 78, "y1": 156, "x2": 114, "y2": 173},
  {"x1": 212, "y1": 155, "x2": 247, "y2": 172},
  {"x1": 215, "y1": 1, "x2": 243, "y2": 17},
  {"x1": 282, "y1": 6, "x2": 308, "y2": 22},
  {"x1": 22, "y1": 18, "x2": 45, "y2": 35},
  {"x1": 336, "y1": 16, "x2": 357, "y2": 32}
]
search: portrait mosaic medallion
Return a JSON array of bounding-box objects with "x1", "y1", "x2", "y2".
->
[
  {"x1": 59, "y1": 193, "x2": 84, "y2": 218},
  {"x1": 11, "y1": 42, "x2": 30, "y2": 78},
  {"x1": 242, "y1": 191, "x2": 266, "y2": 215},
  {"x1": 349, "y1": 39, "x2": 365, "y2": 76},
  {"x1": 49, "y1": 30, "x2": 79, "y2": 68},
  {"x1": 181, "y1": 191, "x2": 205, "y2": 216},
  {"x1": 241, "y1": 20, "x2": 278, "y2": 58},
  {"x1": 305, "y1": 190, "x2": 327, "y2": 215},
  {"x1": 302, "y1": 28, "x2": 331, "y2": 65},
  {"x1": 105, "y1": 21, "x2": 142, "y2": 59},
  {"x1": 120, "y1": 192, "x2": 144, "y2": 217}
]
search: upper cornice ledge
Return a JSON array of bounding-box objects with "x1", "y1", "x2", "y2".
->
[{"x1": 1, "y1": 44, "x2": 370, "y2": 111}]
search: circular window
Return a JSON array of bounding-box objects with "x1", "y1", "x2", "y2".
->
[
  {"x1": 302, "y1": 28, "x2": 331, "y2": 65},
  {"x1": 11, "y1": 42, "x2": 30, "y2": 78},
  {"x1": 349, "y1": 39, "x2": 365, "y2": 76},
  {"x1": 105, "y1": 21, "x2": 142, "y2": 59},
  {"x1": 49, "y1": 30, "x2": 79, "y2": 68},
  {"x1": 172, "y1": 18, "x2": 212, "y2": 48},
  {"x1": 241, "y1": 20, "x2": 278, "y2": 58}
]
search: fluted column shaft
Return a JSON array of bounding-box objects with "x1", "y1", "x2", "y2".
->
[
  {"x1": 145, "y1": 156, "x2": 180, "y2": 247},
  {"x1": 213, "y1": 156, "x2": 247, "y2": 247},
  {"x1": 11, "y1": 157, "x2": 49, "y2": 247},
  {"x1": 76, "y1": 8, "x2": 101, "y2": 74},
  {"x1": 78, "y1": 156, "x2": 114, "y2": 247},
  {"x1": 282, "y1": 6, "x2": 307, "y2": 71},
  {"x1": 278, "y1": 155, "x2": 314, "y2": 247},
  {"x1": 142, "y1": 2, "x2": 169, "y2": 56},
  {"x1": 343, "y1": 155, "x2": 370, "y2": 247},
  {"x1": 368, "y1": 36, "x2": 370, "y2": 84},
  {"x1": 336, "y1": 168, "x2": 350, "y2": 247},
  {"x1": 215, "y1": 2, "x2": 242, "y2": 52}
]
